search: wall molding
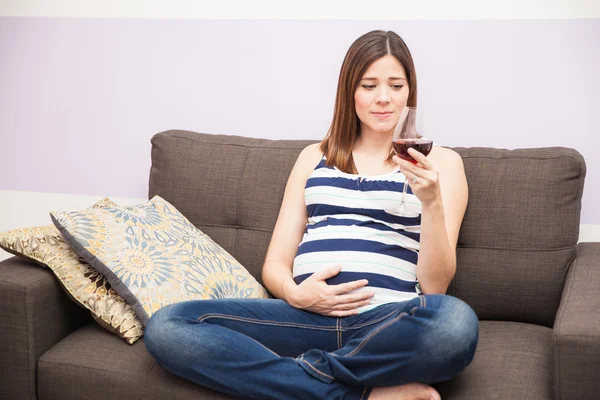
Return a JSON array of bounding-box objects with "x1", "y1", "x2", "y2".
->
[{"x1": 2, "y1": 0, "x2": 599, "y2": 20}]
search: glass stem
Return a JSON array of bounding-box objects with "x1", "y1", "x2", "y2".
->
[{"x1": 400, "y1": 179, "x2": 408, "y2": 210}]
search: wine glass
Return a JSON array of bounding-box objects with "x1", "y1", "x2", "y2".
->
[{"x1": 386, "y1": 107, "x2": 433, "y2": 217}]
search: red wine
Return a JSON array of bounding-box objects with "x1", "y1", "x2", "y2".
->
[{"x1": 393, "y1": 139, "x2": 433, "y2": 164}]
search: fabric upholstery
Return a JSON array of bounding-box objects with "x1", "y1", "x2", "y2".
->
[
  {"x1": 451, "y1": 147, "x2": 585, "y2": 327},
  {"x1": 553, "y1": 243, "x2": 600, "y2": 399},
  {"x1": 38, "y1": 323, "x2": 231, "y2": 400},
  {"x1": 454, "y1": 147, "x2": 584, "y2": 250},
  {"x1": 452, "y1": 247, "x2": 575, "y2": 327},
  {"x1": 0, "y1": 257, "x2": 91, "y2": 400},
  {"x1": 435, "y1": 321, "x2": 553, "y2": 399}
]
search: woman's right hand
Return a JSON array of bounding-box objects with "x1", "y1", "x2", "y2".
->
[{"x1": 283, "y1": 265, "x2": 374, "y2": 317}]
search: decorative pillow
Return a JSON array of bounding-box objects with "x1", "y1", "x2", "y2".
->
[
  {"x1": 50, "y1": 195, "x2": 270, "y2": 326},
  {"x1": 0, "y1": 198, "x2": 145, "y2": 344}
]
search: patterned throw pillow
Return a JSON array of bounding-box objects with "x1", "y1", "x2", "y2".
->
[
  {"x1": 0, "y1": 198, "x2": 144, "y2": 344},
  {"x1": 50, "y1": 195, "x2": 270, "y2": 326}
]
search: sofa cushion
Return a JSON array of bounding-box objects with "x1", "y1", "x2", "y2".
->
[
  {"x1": 51, "y1": 195, "x2": 269, "y2": 326},
  {"x1": 38, "y1": 320, "x2": 552, "y2": 399},
  {"x1": 38, "y1": 323, "x2": 230, "y2": 400},
  {"x1": 455, "y1": 147, "x2": 584, "y2": 250},
  {"x1": 0, "y1": 198, "x2": 144, "y2": 345},
  {"x1": 434, "y1": 321, "x2": 553, "y2": 399},
  {"x1": 452, "y1": 246, "x2": 575, "y2": 327}
]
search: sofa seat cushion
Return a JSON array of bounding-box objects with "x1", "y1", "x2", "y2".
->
[
  {"x1": 435, "y1": 321, "x2": 553, "y2": 399},
  {"x1": 37, "y1": 323, "x2": 230, "y2": 400},
  {"x1": 38, "y1": 320, "x2": 552, "y2": 399}
]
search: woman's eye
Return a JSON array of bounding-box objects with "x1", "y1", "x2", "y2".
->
[
  {"x1": 362, "y1": 85, "x2": 376, "y2": 89},
  {"x1": 392, "y1": 85, "x2": 404, "y2": 89}
]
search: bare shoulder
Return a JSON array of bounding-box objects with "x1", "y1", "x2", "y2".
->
[
  {"x1": 429, "y1": 145, "x2": 464, "y2": 171},
  {"x1": 294, "y1": 143, "x2": 324, "y2": 178},
  {"x1": 300, "y1": 142, "x2": 323, "y2": 158}
]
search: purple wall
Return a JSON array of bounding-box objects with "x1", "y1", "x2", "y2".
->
[{"x1": 1, "y1": 18, "x2": 598, "y2": 223}]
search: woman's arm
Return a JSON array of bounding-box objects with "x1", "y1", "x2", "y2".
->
[
  {"x1": 394, "y1": 147, "x2": 468, "y2": 294},
  {"x1": 261, "y1": 143, "x2": 321, "y2": 299}
]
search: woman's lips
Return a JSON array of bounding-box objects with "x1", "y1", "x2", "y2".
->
[{"x1": 372, "y1": 112, "x2": 392, "y2": 119}]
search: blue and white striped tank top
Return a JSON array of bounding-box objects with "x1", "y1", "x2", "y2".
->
[{"x1": 292, "y1": 156, "x2": 422, "y2": 313}]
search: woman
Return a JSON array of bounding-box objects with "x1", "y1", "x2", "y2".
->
[{"x1": 145, "y1": 30, "x2": 479, "y2": 400}]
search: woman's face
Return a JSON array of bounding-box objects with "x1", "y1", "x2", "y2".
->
[{"x1": 354, "y1": 55, "x2": 410, "y2": 138}]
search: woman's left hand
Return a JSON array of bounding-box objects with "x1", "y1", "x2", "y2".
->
[{"x1": 392, "y1": 148, "x2": 442, "y2": 207}]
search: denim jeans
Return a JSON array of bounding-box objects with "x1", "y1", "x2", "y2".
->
[{"x1": 144, "y1": 294, "x2": 478, "y2": 400}]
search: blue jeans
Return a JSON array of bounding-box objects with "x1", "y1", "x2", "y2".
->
[{"x1": 144, "y1": 294, "x2": 478, "y2": 400}]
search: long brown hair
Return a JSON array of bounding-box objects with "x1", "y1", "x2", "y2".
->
[{"x1": 320, "y1": 30, "x2": 418, "y2": 174}]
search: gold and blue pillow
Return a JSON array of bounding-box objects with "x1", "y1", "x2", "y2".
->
[
  {"x1": 0, "y1": 198, "x2": 144, "y2": 344},
  {"x1": 51, "y1": 195, "x2": 269, "y2": 325}
]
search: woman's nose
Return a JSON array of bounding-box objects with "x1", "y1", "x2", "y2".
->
[{"x1": 376, "y1": 89, "x2": 391, "y2": 103}]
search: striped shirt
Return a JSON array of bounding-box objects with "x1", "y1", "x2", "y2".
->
[{"x1": 292, "y1": 156, "x2": 422, "y2": 313}]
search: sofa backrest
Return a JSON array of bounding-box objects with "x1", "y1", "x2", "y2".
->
[
  {"x1": 149, "y1": 130, "x2": 586, "y2": 327},
  {"x1": 451, "y1": 147, "x2": 584, "y2": 326}
]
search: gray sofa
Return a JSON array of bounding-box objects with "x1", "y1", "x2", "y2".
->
[{"x1": 1, "y1": 130, "x2": 599, "y2": 400}]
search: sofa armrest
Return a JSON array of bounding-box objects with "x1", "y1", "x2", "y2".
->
[
  {"x1": 553, "y1": 243, "x2": 600, "y2": 400},
  {"x1": 0, "y1": 256, "x2": 91, "y2": 400}
]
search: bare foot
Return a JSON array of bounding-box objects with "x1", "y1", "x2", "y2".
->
[{"x1": 368, "y1": 382, "x2": 441, "y2": 400}]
